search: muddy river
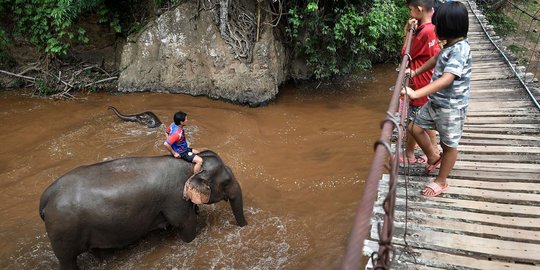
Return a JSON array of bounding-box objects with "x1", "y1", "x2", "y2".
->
[{"x1": 0, "y1": 65, "x2": 393, "y2": 269}]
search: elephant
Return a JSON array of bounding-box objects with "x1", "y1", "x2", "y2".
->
[
  {"x1": 108, "y1": 106, "x2": 162, "y2": 128},
  {"x1": 39, "y1": 150, "x2": 247, "y2": 270}
]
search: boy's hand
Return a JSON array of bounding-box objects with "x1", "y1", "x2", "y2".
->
[
  {"x1": 401, "y1": 86, "x2": 418, "y2": 99},
  {"x1": 405, "y1": 68, "x2": 413, "y2": 78},
  {"x1": 173, "y1": 152, "x2": 180, "y2": 158},
  {"x1": 405, "y1": 18, "x2": 417, "y2": 32}
]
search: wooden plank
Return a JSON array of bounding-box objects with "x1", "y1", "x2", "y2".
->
[
  {"x1": 470, "y1": 94, "x2": 533, "y2": 101},
  {"x1": 465, "y1": 116, "x2": 540, "y2": 124},
  {"x1": 453, "y1": 160, "x2": 540, "y2": 172},
  {"x1": 470, "y1": 80, "x2": 522, "y2": 87},
  {"x1": 449, "y1": 170, "x2": 540, "y2": 182},
  {"x1": 363, "y1": 241, "x2": 448, "y2": 270},
  {"x1": 469, "y1": 87, "x2": 524, "y2": 93},
  {"x1": 464, "y1": 123, "x2": 538, "y2": 128},
  {"x1": 459, "y1": 138, "x2": 540, "y2": 146},
  {"x1": 444, "y1": 178, "x2": 540, "y2": 191},
  {"x1": 378, "y1": 186, "x2": 540, "y2": 216},
  {"x1": 364, "y1": 240, "x2": 540, "y2": 270},
  {"x1": 409, "y1": 196, "x2": 540, "y2": 216},
  {"x1": 462, "y1": 127, "x2": 540, "y2": 134},
  {"x1": 412, "y1": 249, "x2": 540, "y2": 270},
  {"x1": 365, "y1": 241, "x2": 540, "y2": 270},
  {"x1": 373, "y1": 200, "x2": 540, "y2": 230},
  {"x1": 458, "y1": 153, "x2": 540, "y2": 163},
  {"x1": 371, "y1": 212, "x2": 540, "y2": 244},
  {"x1": 405, "y1": 229, "x2": 540, "y2": 262},
  {"x1": 369, "y1": 221, "x2": 540, "y2": 264},
  {"x1": 379, "y1": 176, "x2": 540, "y2": 216},
  {"x1": 471, "y1": 75, "x2": 514, "y2": 80},
  {"x1": 466, "y1": 110, "x2": 537, "y2": 117},
  {"x1": 468, "y1": 100, "x2": 535, "y2": 108},
  {"x1": 394, "y1": 200, "x2": 540, "y2": 228},
  {"x1": 461, "y1": 132, "x2": 540, "y2": 141},
  {"x1": 457, "y1": 145, "x2": 540, "y2": 154},
  {"x1": 467, "y1": 107, "x2": 538, "y2": 113},
  {"x1": 400, "y1": 182, "x2": 540, "y2": 203}
]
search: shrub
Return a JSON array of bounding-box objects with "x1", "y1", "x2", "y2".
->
[{"x1": 284, "y1": 0, "x2": 408, "y2": 79}]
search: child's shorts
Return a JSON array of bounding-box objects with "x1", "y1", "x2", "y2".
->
[
  {"x1": 179, "y1": 148, "x2": 195, "y2": 162},
  {"x1": 408, "y1": 104, "x2": 422, "y2": 122},
  {"x1": 413, "y1": 101, "x2": 467, "y2": 148}
]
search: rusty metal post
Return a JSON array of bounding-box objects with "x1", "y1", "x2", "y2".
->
[{"x1": 341, "y1": 25, "x2": 414, "y2": 270}]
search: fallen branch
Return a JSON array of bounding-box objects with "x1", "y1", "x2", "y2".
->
[
  {"x1": 84, "y1": 76, "x2": 118, "y2": 87},
  {"x1": 0, "y1": 69, "x2": 36, "y2": 81}
]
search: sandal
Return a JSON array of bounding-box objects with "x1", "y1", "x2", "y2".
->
[
  {"x1": 399, "y1": 154, "x2": 427, "y2": 164},
  {"x1": 425, "y1": 156, "x2": 442, "y2": 174},
  {"x1": 422, "y1": 181, "x2": 449, "y2": 197}
]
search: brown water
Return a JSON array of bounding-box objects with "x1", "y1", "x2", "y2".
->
[{"x1": 0, "y1": 65, "x2": 393, "y2": 269}]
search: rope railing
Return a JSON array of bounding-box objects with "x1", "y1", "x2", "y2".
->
[
  {"x1": 472, "y1": 0, "x2": 540, "y2": 110},
  {"x1": 341, "y1": 26, "x2": 414, "y2": 270}
]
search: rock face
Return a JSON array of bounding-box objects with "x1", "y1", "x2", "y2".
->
[{"x1": 118, "y1": 2, "x2": 287, "y2": 106}]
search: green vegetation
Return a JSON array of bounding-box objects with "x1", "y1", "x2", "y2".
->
[
  {"x1": 0, "y1": 0, "x2": 182, "y2": 61},
  {"x1": 477, "y1": 0, "x2": 539, "y2": 67},
  {"x1": 0, "y1": 0, "x2": 408, "y2": 81},
  {"x1": 485, "y1": 12, "x2": 517, "y2": 36},
  {"x1": 284, "y1": 0, "x2": 408, "y2": 79}
]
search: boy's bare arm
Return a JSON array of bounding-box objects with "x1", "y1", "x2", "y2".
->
[
  {"x1": 404, "y1": 72, "x2": 455, "y2": 99},
  {"x1": 163, "y1": 141, "x2": 180, "y2": 158},
  {"x1": 413, "y1": 53, "x2": 438, "y2": 76}
]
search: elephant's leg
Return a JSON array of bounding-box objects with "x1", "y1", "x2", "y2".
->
[
  {"x1": 163, "y1": 205, "x2": 198, "y2": 242},
  {"x1": 45, "y1": 218, "x2": 84, "y2": 270},
  {"x1": 49, "y1": 235, "x2": 81, "y2": 270}
]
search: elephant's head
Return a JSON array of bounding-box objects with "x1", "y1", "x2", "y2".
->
[{"x1": 184, "y1": 151, "x2": 247, "y2": 227}]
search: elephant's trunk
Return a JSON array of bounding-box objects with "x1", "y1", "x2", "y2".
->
[
  {"x1": 230, "y1": 194, "x2": 247, "y2": 227},
  {"x1": 227, "y1": 180, "x2": 247, "y2": 227},
  {"x1": 108, "y1": 106, "x2": 136, "y2": 122}
]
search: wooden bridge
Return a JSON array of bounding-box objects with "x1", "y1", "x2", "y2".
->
[{"x1": 361, "y1": 1, "x2": 540, "y2": 269}]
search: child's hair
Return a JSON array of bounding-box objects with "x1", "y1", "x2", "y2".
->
[
  {"x1": 432, "y1": 1, "x2": 468, "y2": 39},
  {"x1": 174, "y1": 111, "x2": 187, "y2": 125},
  {"x1": 406, "y1": 0, "x2": 436, "y2": 10}
]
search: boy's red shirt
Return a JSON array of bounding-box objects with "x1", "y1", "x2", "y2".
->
[{"x1": 401, "y1": 22, "x2": 440, "y2": 106}]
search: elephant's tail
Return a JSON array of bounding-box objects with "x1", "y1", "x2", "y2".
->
[{"x1": 39, "y1": 188, "x2": 52, "y2": 221}]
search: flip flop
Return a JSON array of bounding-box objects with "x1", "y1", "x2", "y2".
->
[
  {"x1": 422, "y1": 182, "x2": 449, "y2": 197},
  {"x1": 425, "y1": 156, "x2": 442, "y2": 174},
  {"x1": 399, "y1": 155, "x2": 427, "y2": 164},
  {"x1": 416, "y1": 154, "x2": 428, "y2": 164},
  {"x1": 399, "y1": 156, "x2": 417, "y2": 163}
]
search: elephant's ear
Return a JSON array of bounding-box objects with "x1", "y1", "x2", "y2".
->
[{"x1": 183, "y1": 170, "x2": 211, "y2": 204}]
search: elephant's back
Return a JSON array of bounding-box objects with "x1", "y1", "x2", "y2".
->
[{"x1": 40, "y1": 156, "x2": 188, "y2": 212}]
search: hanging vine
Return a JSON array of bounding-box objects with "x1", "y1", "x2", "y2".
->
[{"x1": 198, "y1": 0, "x2": 284, "y2": 63}]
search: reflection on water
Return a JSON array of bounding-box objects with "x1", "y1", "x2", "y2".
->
[{"x1": 0, "y1": 65, "x2": 394, "y2": 269}]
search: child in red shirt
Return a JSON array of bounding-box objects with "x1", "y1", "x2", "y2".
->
[{"x1": 400, "y1": 0, "x2": 441, "y2": 164}]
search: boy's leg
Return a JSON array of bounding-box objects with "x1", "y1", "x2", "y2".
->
[
  {"x1": 427, "y1": 129, "x2": 440, "y2": 154},
  {"x1": 192, "y1": 155, "x2": 203, "y2": 174},
  {"x1": 410, "y1": 124, "x2": 440, "y2": 165},
  {"x1": 404, "y1": 105, "x2": 422, "y2": 161},
  {"x1": 404, "y1": 133, "x2": 417, "y2": 160}
]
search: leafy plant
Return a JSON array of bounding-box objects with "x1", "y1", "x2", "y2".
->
[
  {"x1": 284, "y1": 0, "x2": 408, "y2": 79},
  {"x1": 0, "y1": 29, "x2": 15, "y2": 69},
  {"x1": 485, "y1": 12, "x2": 517, "y2": 36}
]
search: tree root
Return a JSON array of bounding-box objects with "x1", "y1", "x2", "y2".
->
[{"x1": 0, "y1": 61, "x2": 117, "y2": 99}]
